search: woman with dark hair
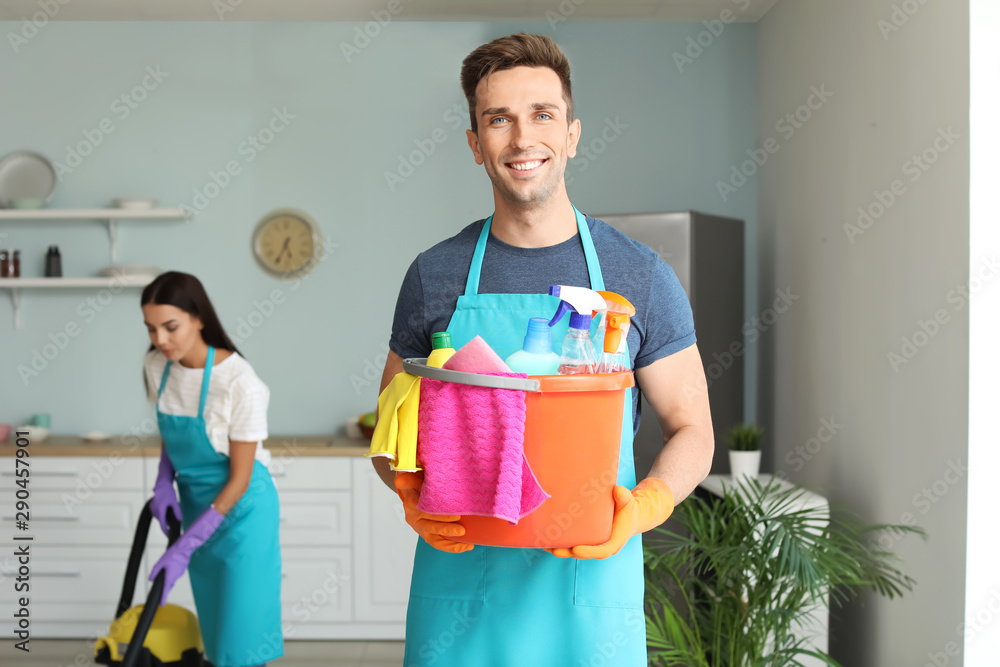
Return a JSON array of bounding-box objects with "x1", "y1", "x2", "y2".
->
[{"x1": 141, "y1": 271, "x2": 282, "y2": 667}]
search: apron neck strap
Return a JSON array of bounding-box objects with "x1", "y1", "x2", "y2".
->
[
  {"x1": 198, "y1": 347, "x2": 215, "y2": 419},
  {"x1": 464, "y1": 205, "x2": 604, "y2": 295}
]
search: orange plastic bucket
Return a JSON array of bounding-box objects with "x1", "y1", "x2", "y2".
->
[{"x1": 404, "y1": 362, "x2": 634, "y2": 549}]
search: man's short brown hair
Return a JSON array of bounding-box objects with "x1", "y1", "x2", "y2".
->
[{"x1": 460, "y1": 33, "x2": 573, "y2": 134}]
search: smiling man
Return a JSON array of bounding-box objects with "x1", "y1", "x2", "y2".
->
[{"x1": 374, "y1": 33, "x2": 714, "y2": 665}]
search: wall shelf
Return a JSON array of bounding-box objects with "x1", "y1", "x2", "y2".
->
[{"x1": 0, "y1": 208, "x2": 186, "y2": 329}]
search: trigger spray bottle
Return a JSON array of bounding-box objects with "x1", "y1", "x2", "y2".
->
[{"x1": 548, "y1": 285, "x2": 606, "y2": 375}]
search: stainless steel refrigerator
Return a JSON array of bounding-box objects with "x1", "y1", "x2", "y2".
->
[{"x1": 600, "y1": 210, "x2": 745, "y2": 477}]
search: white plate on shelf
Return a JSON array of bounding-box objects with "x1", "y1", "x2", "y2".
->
[
  {"x1": 112, "y1": 198, "x2": 157, "y2": 209},
  {"x1": 81, "y1": 431, "x2": 111, "y2": 442},
  {"x1": 97, "y1": 265, "x2": 162, "y2": 278},
  {"x1": 0, "y1": 151, "x2": 57, "y2": 208}
]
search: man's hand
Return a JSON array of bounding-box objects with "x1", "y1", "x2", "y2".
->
[
  {"x1": 547, "y1": 477, "x2": 674, "y2": 559},
  {"x1": 395, "y1": 472, "x2": 474, "y2": 554}
]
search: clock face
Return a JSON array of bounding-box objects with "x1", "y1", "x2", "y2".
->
[{"x1": 252, "y1": 210, "x2": 321, "y2": 278}]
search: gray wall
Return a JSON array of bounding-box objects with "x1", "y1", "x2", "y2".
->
[
  {"x1": 758, "y1": 1, "x2": 969, "y2": 665},
  {"x1": 0, "y1": 21, "x2": 759, "y2": 437}
]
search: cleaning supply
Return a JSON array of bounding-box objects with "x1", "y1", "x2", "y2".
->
[
  {"x1": 547, "y1": 477, "x2": 675, "y2": 559},
  {"x1": 416, "y1": 371, "x2": 549, "y2": 524},
  {"x1": 368, "y1": 372, "x2": 421, "y2": 471},
  {"x1": 505, "y1": 318, "x2": 561, "y2": 375},
  {"x1": 548, "y1": 285, "x2": 606, "y2": 375},
  {"x1": 148, "y1": 507, "x2": 226, "y2": 606},
  {"x1": 395, "y1": 472, "x2": 473, "y2": 553},
  {"x1": 427, "y1": 331, "x2": 456, "y2": 368},
  {"x1": 595, "y1": 291, "x2": 636, "y2": 373},
  {"x1": 150, "y1": 448, "x2": 182, "y2": 536},
  {"x1": 442, "y1": 335, "x2": 512, "y2": 374}
]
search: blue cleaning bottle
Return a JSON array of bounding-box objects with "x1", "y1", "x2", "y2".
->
[{"x1": 505, "y1": 318, "x2": 561, "y2": 375}]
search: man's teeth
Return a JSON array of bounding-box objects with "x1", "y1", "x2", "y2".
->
[{"x1": 510, "y1": 160, "x2": 544, "y2": 170}]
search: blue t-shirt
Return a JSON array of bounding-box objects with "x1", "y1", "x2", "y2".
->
[{"x1": 389, "y1": 214, "x2": 697, "y2": 434}]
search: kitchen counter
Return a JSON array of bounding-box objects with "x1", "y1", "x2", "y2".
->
[{"x1": 0, "y1": 434, "x2": 371, "y2": 457}]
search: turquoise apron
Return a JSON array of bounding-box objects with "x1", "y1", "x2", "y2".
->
[
  {"x1": 403, "y1": 207, "x2": 647, "y2": 666},
  {"x1": 156, "y1": 347, "x2": 283, "y2": 667}
]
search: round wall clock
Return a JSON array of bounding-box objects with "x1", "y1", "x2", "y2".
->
[{"x1": 251, "y1": 208, "x2": 322, "y2": 279}]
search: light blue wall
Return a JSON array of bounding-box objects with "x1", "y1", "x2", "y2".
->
[{"x1": 0, "y1": 21, "x2": 758, "y2": 437}]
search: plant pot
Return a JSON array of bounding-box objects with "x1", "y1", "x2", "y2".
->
[{"x1": 729, "y1": 449, "x2": 761, "y2": 482}]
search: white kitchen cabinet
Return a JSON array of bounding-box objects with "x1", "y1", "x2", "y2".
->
[
  {"x1": 351, "y1": 457, "x2": 417, "y2": 626},
  {"x1": 0, "y1": 452, "x2": 414, "y2": 640}
]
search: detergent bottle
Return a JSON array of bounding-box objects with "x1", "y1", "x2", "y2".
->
[
  {"x1": 427, "y1": 332, "x2": 456, "y2": 368},
  {"x1": 548, "y1": 285, "x2": 606, "y2": 375},
  {"x1": 505, "y1": 318, "x2": 561, "y2": 375},
  {"x1": 595, "y1": 291, "x2": 636, "y2": 373}
]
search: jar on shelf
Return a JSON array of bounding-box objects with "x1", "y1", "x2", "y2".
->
[{"x1": 0, "y1": 249, "x2": 8, "y2": 277}]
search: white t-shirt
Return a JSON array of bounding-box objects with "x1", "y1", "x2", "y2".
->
[{"x1": 144, "y1": 349, "x2": 271, "y2": 466}]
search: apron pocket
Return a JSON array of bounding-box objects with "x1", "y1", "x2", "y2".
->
[
  {"x1": 408, "y1": 540, "x2": 486, "y2": 603},
  {"x1": 573, "y1": 538, "x2": 644, "y2": 609}
]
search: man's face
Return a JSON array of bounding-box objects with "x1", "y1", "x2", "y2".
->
[{"x1": 466, "y1": 66, "x2": 581, "y2": 208}]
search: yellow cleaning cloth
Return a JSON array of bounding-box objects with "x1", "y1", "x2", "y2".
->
[{"x1": 367, "y1": 372, "x2": 421, "y2": 471}]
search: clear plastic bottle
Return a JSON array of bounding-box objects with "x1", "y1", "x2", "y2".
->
[
  {"x1": 427, "y1": 331, "x2": 456, "y2": 369},
  {"x1": 557, "y1": 312, "x2": 596, "y2": 375}
]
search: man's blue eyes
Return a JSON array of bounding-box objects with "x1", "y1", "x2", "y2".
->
[{"x1": 490, "y1": 114, "x2": 553, "y2": 124}]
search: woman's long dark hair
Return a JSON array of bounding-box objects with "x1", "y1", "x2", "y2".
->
[{"x1": 141, "y1": 271, "x2": 242, "y2": 357}]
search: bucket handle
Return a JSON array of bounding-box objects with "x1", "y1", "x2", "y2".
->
[{"x1": 403, "y1": 358, "x2": 541, "y2": 392}]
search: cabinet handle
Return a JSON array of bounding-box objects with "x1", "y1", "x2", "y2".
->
[
  {"x1": 3, "y1": 515, "x2": 81, "y2": 522},
  {"x1": 0, "y1": 569, "x2": 81, "y2": 577}
]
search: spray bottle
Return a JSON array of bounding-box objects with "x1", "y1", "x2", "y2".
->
[
  {"x1": 595, "y1": 291, "x2": 636, "y2": 373},
  {"x1": 548, "y1": 285, "x2": 606, "y2": 375}
]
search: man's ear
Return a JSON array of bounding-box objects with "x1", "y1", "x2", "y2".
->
[
  {"x1": 567, "y1": 118, "x2": 582, "y2": 159},
  {"x1": 466, "y1": 129, "x2": 484, "y2": 165}
]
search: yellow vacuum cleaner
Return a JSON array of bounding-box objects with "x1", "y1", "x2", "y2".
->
[{"x1": 95, "y1": 500, "x2": 205, "y2": 667}]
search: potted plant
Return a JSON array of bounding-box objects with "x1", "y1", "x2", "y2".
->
[
  {"x1": 726, "y1": 422, "x2": 764, "y2": 481},
  {"x1": 644, "y1": 477, "x2": 924, "y2": 666}
]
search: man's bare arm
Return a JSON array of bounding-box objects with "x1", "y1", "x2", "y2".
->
[{"x1": 633, "y1": 344, "x2": 714, "y2": 503}]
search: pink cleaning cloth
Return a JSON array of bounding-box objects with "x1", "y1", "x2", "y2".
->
[
  {"x1": 416, "y1": 372, "x2": 549, "y2": 524},
  {"x1": 443, "y1": 335, "x2": 512, "y2": 374}
]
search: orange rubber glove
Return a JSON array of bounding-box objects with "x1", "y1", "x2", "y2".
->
[
  {"x1": 547, "y1": 477, "x2": 675, "y2": 560},
  {"x1": 395, "y1": 472, "x2": 474, "y2": 554}
]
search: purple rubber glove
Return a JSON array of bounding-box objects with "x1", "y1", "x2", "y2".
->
[
  {"x1": 149, "y1": 506, "x2": 225, "y2": 606},
  {"x1": 150, "y1": 448, "x2": 182, "y2": 536}
]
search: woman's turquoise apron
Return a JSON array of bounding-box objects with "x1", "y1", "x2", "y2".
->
[
  {"x1": 403, "y1": 207, "x2": 647, "y2": 666},
  {"x1": 156, "y1": 347, "x2": 283, "y2": 667}
]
